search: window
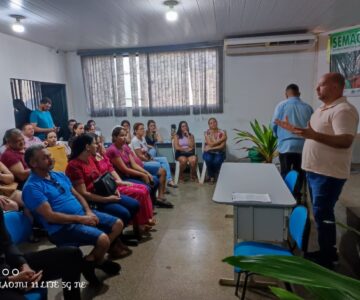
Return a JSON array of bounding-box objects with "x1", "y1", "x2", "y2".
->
[
  {"x1": 10, "y1": 78, "x2": 42, "y2": 110},
  {"x1": 81, "y1": 47, "x2": 222, "y2": 117}
]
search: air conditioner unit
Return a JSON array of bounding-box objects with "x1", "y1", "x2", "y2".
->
[{"x1": 224, "y1": 34, "x2": 317, "y2": 56}]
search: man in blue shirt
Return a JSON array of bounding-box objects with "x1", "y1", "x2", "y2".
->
[
  {"x1": 271, "y1": 84, "x2": 313, "y2": 199},
  {"x1": 30, "y1": 97, "x2": 57, "y2": 140},
  {"x1": 22, "y1": 144, "x2": 125, "y2": 285}
]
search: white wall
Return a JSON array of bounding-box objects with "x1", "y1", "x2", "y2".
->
[
  {"x1": 65, "y1": 49, "x2": 316, "y2": 160},
  {"x1": 0, "y1": 32, "x2": 67, "y2": 139},
  {"x1": 1, "y1": 27, "x2": 358, "y2": 161}
]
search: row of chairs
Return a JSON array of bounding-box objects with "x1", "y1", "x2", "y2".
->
[{"x1": 233, "y1": 169, "x2": 306, "y2": 299}]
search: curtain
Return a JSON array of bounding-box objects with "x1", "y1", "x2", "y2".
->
[
  {"x1": 129, "y1": 54, "x2": 142, "y2": 116},
  {"x1": 81, "y1": 55, "x2": 126, "y2": 117},
  {"x1": 189, "y1": 48, "x2": 222, "y2": 114},
  {"x1": 142, "y1": 51, "x2": 190, "y2": 116},
  {"x1": 80, "y1": 47, "x2": 222, "y2": 117},
  {"x1": 10, "y1": 78, "x2": 42, "y2": 110},
  {"x1": 114, "y1": 56, "x2": 127, "y2": 116}
]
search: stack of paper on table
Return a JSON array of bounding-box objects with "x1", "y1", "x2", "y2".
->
[{"x1": 231, "y1": 193, "x2": 271, "y2": 203}]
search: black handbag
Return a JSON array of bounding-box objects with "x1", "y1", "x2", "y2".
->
[{"x1": 93, "y1": 172, "x2": 117, "y2": 196}]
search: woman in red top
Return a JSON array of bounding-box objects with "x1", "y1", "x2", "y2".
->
[
  {"x1": 91, "y1": 134, "x2": 155, "y2": 231},
  {"x1": 65, "y1": 135, "x2": 142, "y2": 255}
]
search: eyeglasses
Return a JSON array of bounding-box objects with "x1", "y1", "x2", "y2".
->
[{"x1": 49, "y1": 178, "x2": 65, "y2": 194}]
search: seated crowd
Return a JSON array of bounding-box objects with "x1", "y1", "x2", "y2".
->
[{"x1": 0, "y1": 116, "x2": 227, "y2": 299}]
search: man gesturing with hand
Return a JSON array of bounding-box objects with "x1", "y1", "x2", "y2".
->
[{"x1": 275, "y1": 72, "x2": 359, "y2": 269}]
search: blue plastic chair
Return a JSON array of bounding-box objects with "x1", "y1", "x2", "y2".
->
[
  {"x1": 234, "y1": 205, "x2": 309, "y2": 299},
  {"x1": 3, "y1": 211, "x2": 47, "y2": 300},
  {"x1": 284, "y1": 170, "x2": 299, "y2": 194}
]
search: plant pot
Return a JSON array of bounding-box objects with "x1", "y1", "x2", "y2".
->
[{"x1": 248, "y1": 147, "x2": 265, "y2": 163}]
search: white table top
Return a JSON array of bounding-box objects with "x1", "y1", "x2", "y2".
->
[{"x1": 212, "y1": 162, "x2": 296, "y2": 207}]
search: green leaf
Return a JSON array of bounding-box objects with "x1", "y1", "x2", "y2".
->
[
  {"x1": 233, "y1": 120, "x2": 278, "y2": 163},
  {"x1": 223, "y1": 256, "x2": 360, "y2": 299},
  {"x1": 269, "y1": 287, "x2": 304, "y2": 300},
  {"x1": 305, "y1": 286, "x2": 357, "y2": 300}
]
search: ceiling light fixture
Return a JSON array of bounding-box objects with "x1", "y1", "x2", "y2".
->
[
  {"x1": 10, "y1": 14, "x2": 25, "y2": 33},
  {"x1": 10, "y1": 0, "x2": 23, "y2": 10},
  {"x1": 164, "y1": 0, "x2": 179, "y2": 22}
]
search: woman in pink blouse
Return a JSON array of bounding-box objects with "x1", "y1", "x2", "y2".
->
[{"x1": 106, "y1": 127, "x2": 173, "y2": 209}]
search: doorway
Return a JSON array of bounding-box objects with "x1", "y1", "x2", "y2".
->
[{"x1": 10, "y1": 78, "x2": 69, "y2": 139}]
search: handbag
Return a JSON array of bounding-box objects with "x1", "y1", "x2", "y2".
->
[{"x1": 93, "y1": 172, "x2": 117, "y2": 197}]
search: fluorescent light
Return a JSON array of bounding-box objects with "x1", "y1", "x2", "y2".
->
[
  {"x1": 10, "y1": 0, "x2": 23, "y2": 9},
  {"x1": 166, "y1": 9, "x2": 178, "y2": 22},
  {"x1": 12, "y1": 21, "x2": 25, "y2": 33}
]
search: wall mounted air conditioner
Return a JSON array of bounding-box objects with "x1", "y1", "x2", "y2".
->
[{"x1": 224, "y1": 33, "x2": 317, "y2": 56}]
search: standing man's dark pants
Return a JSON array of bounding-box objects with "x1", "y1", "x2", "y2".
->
[
  {"x1": 307, "y1": 172, "x2": 346, "y2": 266},
  {"x1": 279, "y1": 152, "x2": 304, "y2": 200}
]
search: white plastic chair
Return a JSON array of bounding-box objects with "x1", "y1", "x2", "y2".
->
[
  {"x1": 172, "y1": 139, "x2": 201, "y2": 184},
  {"x1": 200, "y1": 141, "x2": 207, "y2": 184}
]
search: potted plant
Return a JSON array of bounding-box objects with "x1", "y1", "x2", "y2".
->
[{"x1": 234, "y1": 119, "x2": 278, "y2": 163}]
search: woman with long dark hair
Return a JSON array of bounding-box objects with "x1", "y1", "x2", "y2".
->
[
  {"x1": 90, "y1": 133, "x2": 156, "y2": 236},
  {"x1": 145, "y1": 120, "x2": 163, "y2": 157},
  {"x1": 121, "y1": 120, "x2": 132, "y2": 144},
  {"x1": 132, "y1": 122, "x2": 177, "y2": 188},
  {"x1": 68, "y1": 122, "x2": 84, "y2": 148},
  {"x1": 173, "y1": 121, "x2": 198, "y2": 182},
  {"x1": 107, "y1": 127, "x2": 174, "y2": 208},
  {"x1": 66, "y1": 134, "x2": 139, "y2": 257}
]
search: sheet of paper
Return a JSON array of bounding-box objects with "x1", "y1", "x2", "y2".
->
[{"x1": 231, "y1": 193, "x2": 271, "y2": 203}]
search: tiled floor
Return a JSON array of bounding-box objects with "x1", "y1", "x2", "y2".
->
[{"x1": 24, "y1": 167, "x2": 360, "y2": 300}]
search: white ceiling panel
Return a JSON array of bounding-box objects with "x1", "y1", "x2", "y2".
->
[{"x1": 0, "y1": 0, "x2": 359, "y2": 51}]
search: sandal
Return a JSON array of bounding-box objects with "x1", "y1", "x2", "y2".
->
[
  {"x1": 167, "y1": 181, "x2": 178, "y2": 188},
  {"x1": 108, "y1": 245, "x2": 132, "y2": 259},
  {"x1": 155, "y1": 199, "x2": 174, "y2": 208},
  {"x1": 96, "y1": 260, "x2": 121, "y2": 275},
  {"x1": 147, "y1": 218, "x2": 158, "y2": 226}
]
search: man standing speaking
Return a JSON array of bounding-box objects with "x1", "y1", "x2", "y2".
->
[{"x1": 276, "y1": 73, "x2": 359, "y2": 269}]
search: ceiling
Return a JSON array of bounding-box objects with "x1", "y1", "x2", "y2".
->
[{"x1": 0, "y1": 0, "x2": 359, "y2": 52}]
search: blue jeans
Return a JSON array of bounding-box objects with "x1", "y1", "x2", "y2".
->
[
  {"x1": 153, "y1": 156, "x2": 173, "y2": 182},
  {"x1": 306, "y1": 172, "x2": 346, "y2": 261},
  {"x1": 143, "y1": 161, "x2": 161, "y2": 176},
  {"x1": 96, "y1": 194, "x2": 140, "y2": 227},
  {"x1": 202, "y1": 151, "x2": 225, "y2": 178},
  {"x1": 148, "y1": 147, "x2": 157, "y2": 158}
]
